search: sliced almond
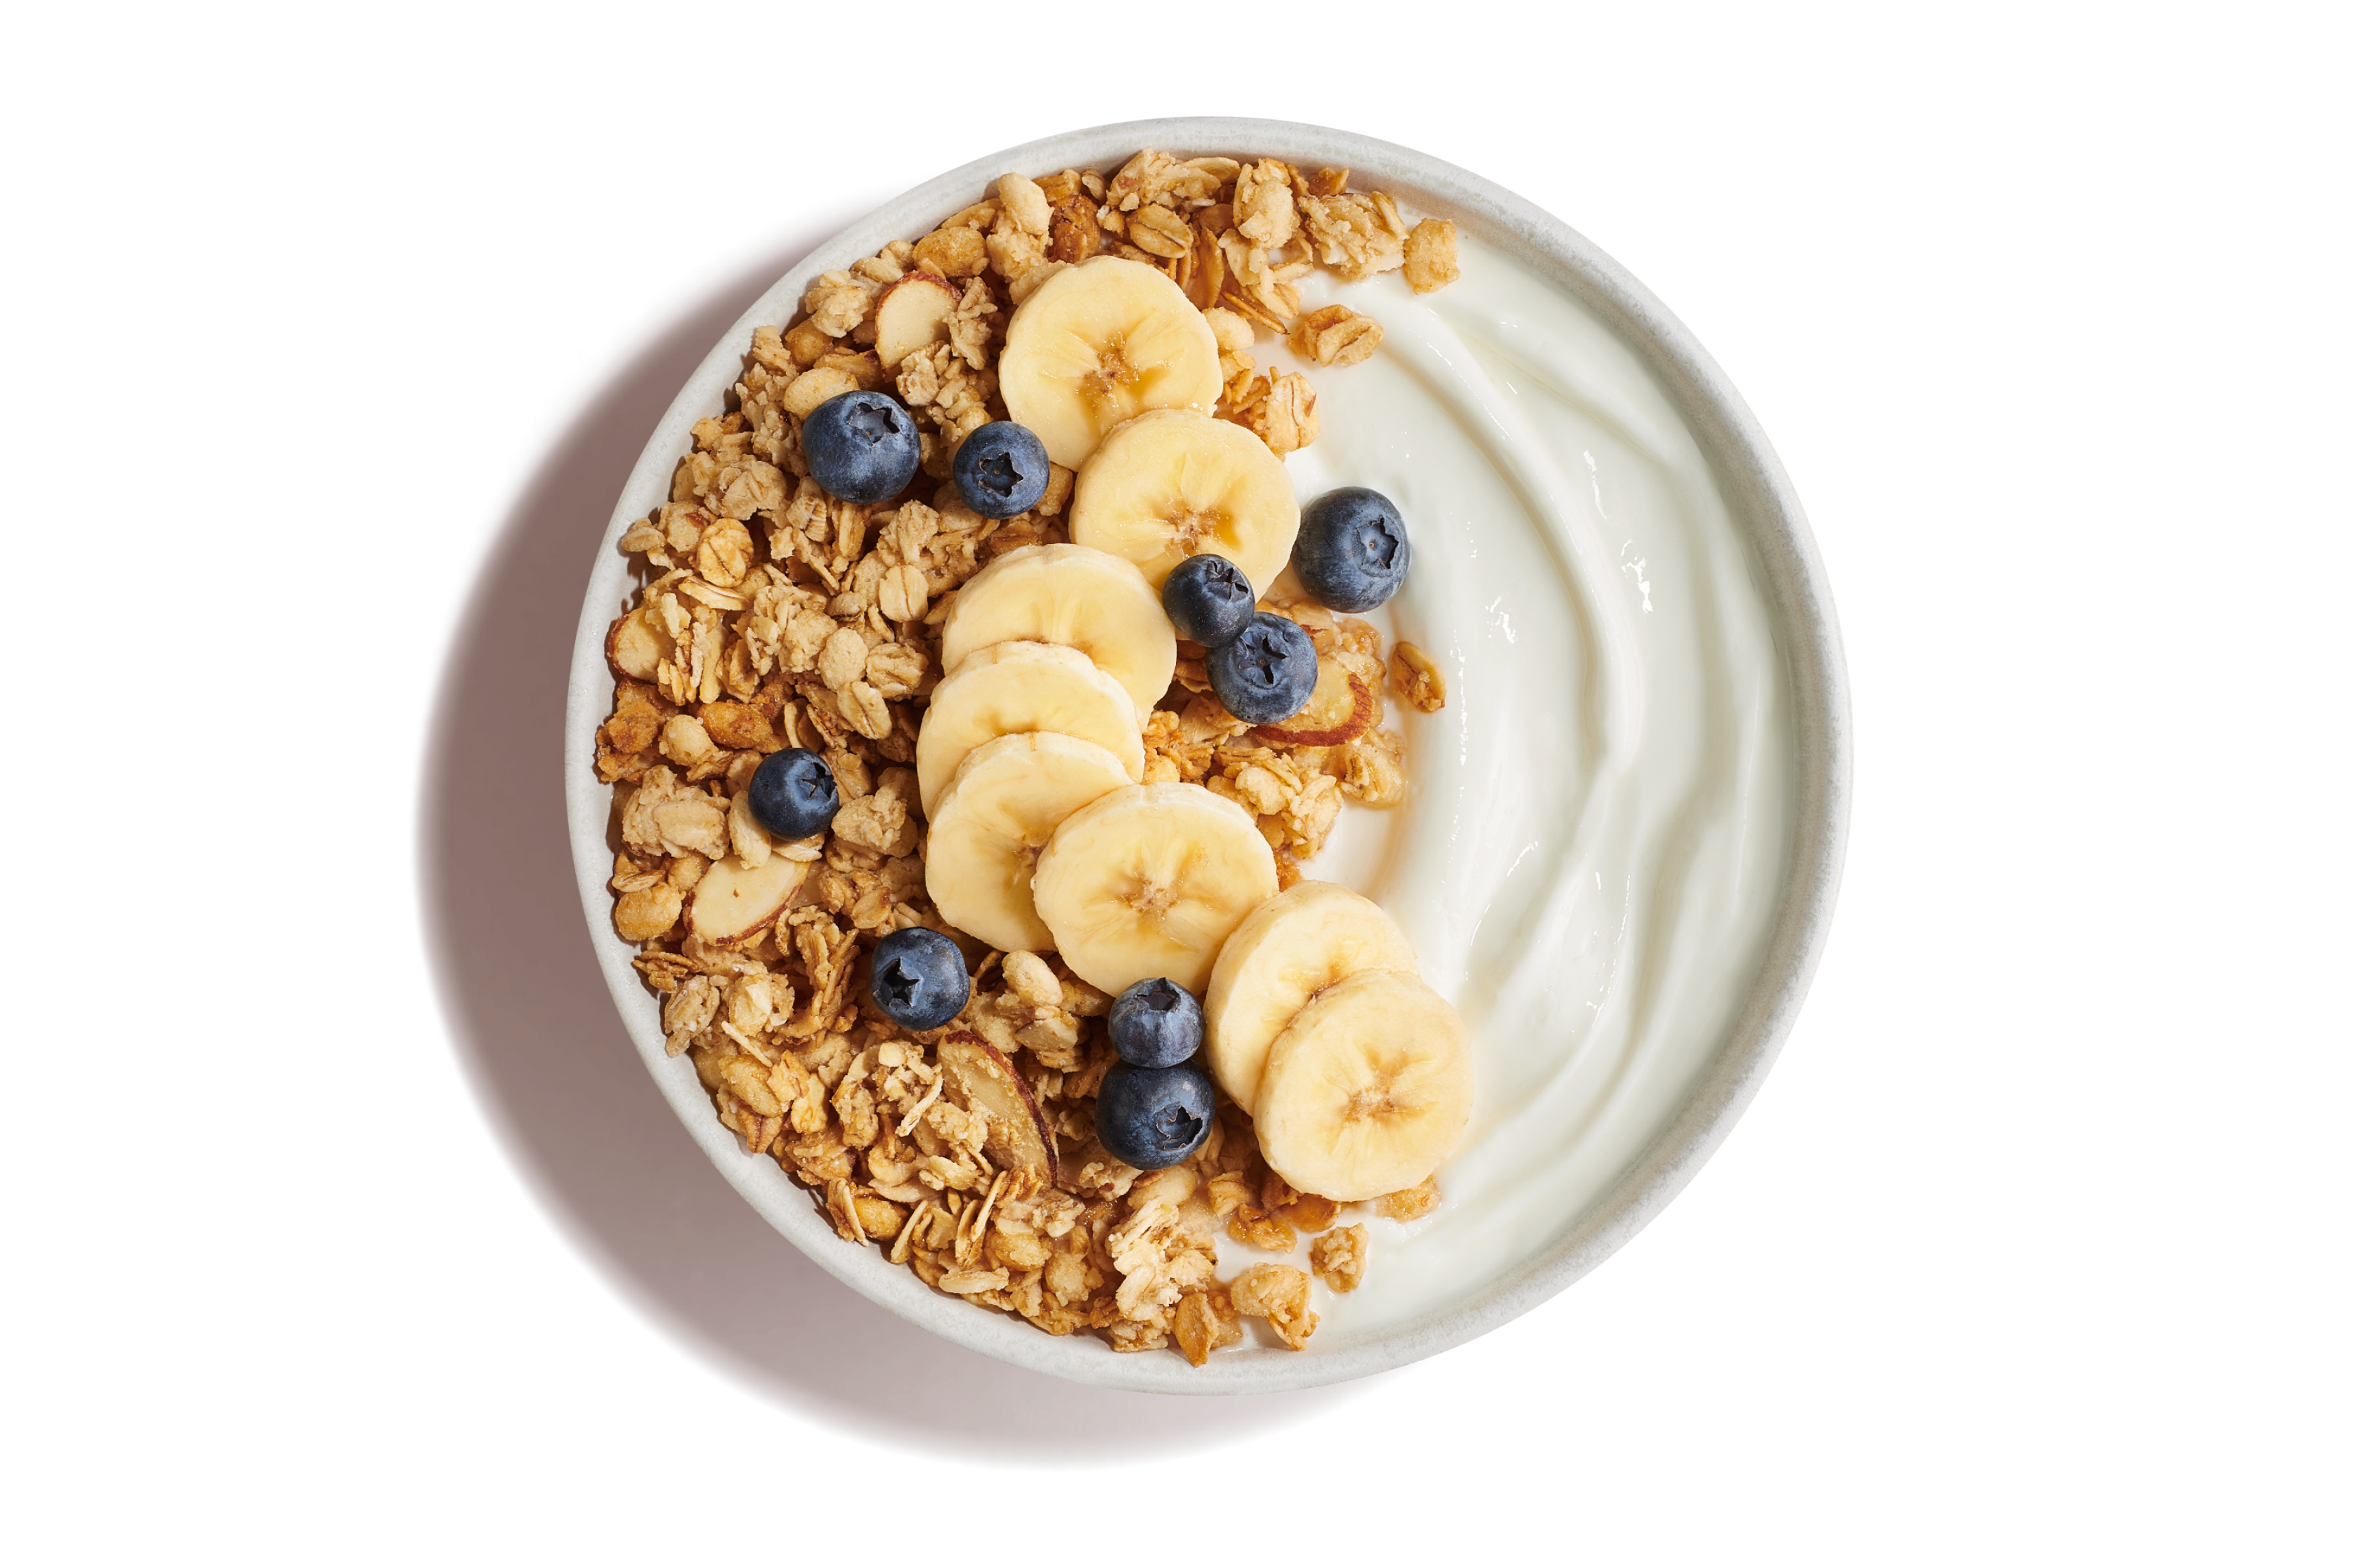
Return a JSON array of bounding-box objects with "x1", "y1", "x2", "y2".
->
[
  {"x1": 872, "y1": 271, "x2": 959, "y2": 367},
  {"x1": 938, "y1": 1033, "x2": 1056, "y2": 1182},
  {"x1": 685, "y1": 851, "x2": 807, "y2": 945},
  {"x1": 1127, "y1": 206, "x2": 1193, "y2": 259},
  {"x1": 1186, "y1": 226, "x2": 1227, "y2": 309},
  {"x1": 1252, "y1": 654, "x2": 1378, "y2": 747},
  {"x1": 678, "y1": 579, "x2": 747, "y2": 610},
  {"x1": 606, "y1": 605, "x2": 669, "y2": 682}
]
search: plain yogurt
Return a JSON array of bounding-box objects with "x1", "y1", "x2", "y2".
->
[{"x1": 1227, "y1": 239, "x2": 1796, "y2": 1339}]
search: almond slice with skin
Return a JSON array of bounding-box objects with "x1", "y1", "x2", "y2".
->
[
  {"x1": 606, "y1": 605, "x2": 668, "y2": 682},
  {"x1": 686, "y1": 850, "x2": 809, "y2": 946},
  {"x1": 938, "y1": 1033, "x2": 1057, "y2": 1183},
  {"x1": 873, "y1": 271, "x2": 959, "y2": 367},
  {"x1": 1251, "y1": 652, "x2": 1377, "y2": 747}
]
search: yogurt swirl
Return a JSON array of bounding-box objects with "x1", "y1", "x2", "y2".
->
[{"x1": 1264, "y1": 240, "x2": 1796, "y2": 1336}]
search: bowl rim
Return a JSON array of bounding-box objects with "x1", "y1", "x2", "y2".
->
[{"x1": 561, "y1": 115, "x2": 1851, "y2": 1395}]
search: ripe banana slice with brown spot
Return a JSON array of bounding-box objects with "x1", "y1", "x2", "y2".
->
[
  {"x1": 1202, "y1": 880, "x2": 1420, "y2": 1112},
  {"x1": 1069, "y1": 409, "x2": 1300, "y2": 597},
  {"x1": 915, "y1": 641, "x2": 1145, "y2": 818},
  {"x1": 1253, "y1": 968, "x2": 1471, "y2": 1202},
  {"x1": 938, "y1": 543, "x2": 1176, "y2": 716},
  {"x1": 1031, "y1": 782, "x2": 1277, "y2": 996},
  {"x1": 924, "y1": 732, "x2": 1134, "y2": 954},
  {"x1": 997, "y1": 255, "x2": 1225, "y2": 470}
]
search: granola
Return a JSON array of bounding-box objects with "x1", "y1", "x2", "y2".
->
[{"x1": 596, "y1": 147, "x2": 1460, "y2": 1364}]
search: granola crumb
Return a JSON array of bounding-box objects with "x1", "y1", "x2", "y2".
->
[
  {"x1": 1391, "y1": 639, "x2": 1447, "y2": 712},
  {"x1": 1227, "y1": 1208, "x2": 1298, "y2": 1254},
  {"x1": 1404, "y1": 217, "x2": 1460, "y2": 294},
  {"x1": 1290, "y1": 304, "x2": 1383, "y2": 368},
  {"x1": 1230, "y1": 1263, "x2": 1320, "y2": 1349},
  {"x1": 611, "y1": 882, "x2": 684, "y2": 942},
  {"x1": 1298, "y1": 190, "x2": 1406, "y2": 280},
  {"x1": 1219, "y1": 366, "x2": 1318, "y2": 457},
  {"x1": 1378, "y1": 1177, "x2": 1443, "y2": 1221},
  {"x1": 1311, "y1": 1224, "x2": 1368, "y2": 1293},
  {"x1": 1174, "y1": 1286, "x2": 1245, "y2": 1367}
]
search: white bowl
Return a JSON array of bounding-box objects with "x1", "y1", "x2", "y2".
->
[{"x1": 562, "y1": 117, "x2": 1849, "y2": 1394}]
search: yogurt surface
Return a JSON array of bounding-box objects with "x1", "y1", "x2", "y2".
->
[{"x1": 1241, "y1": 240, "x2": 1796, "y2": 1338}]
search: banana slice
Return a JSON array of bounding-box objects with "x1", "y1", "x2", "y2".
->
[
  {"x1": 1070, "y1": 410, "x2": 1300, "y2": 597},
  {"x1": 925, "y1": 732, "x2": 1134, "y2": 954},
  {"x1": 1254, "y1": 968, "x2": 1472, "y2": 1201},
  {"x1": 1033, "y1": 783, "x2": 1278, "y2": 996},
  {"x1": 997, "y1": 256, "x2": 1225, "y2": 470},
  {"x1": 1203, "y1": 880, "x2": 1421, "y2": 1112},
  {"x1": 916, "y1": 641, "x2": 1145, "y2": 818},
  {"x1": 938, "y1": 543, "x2": 1176, "y2": 714}
]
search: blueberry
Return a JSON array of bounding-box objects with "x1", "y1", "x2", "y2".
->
[
  {"x1": 1292, "y1": 487, "x2": 1411, "y2": 612},
  {"x1": 745, "y1": 747, "x2": 840, "y2": 840},
  {"x1": 951, "y1": 421, "x2": 1050, "y2": 518},
  {"x1": 1095, "y1": 1061, "x2": 1216, "y2": 1170},
  {"x1": 1108, "y1": 978, "x2": 1204, "y2": 1068},
  {"x1": 869, "y1": 928, "x2": 970, "y2": 1031},
  {"x1": 800, "y1": 390, "x2": 922, "y2": 504},
  {"x1": 1206, "y1": 612, "x2": 1318, "y2": 724},
  {"x1": 1161, "y1": 555, "x2": 1256, "y2": 649}
]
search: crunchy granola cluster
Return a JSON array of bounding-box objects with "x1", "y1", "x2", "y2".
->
[
  {"x1": 595, "y1": 149, "x2": 1456, "y2": 1364},
  {"x1": 1033, "y1": 149, "x2": 1460, "y2": 457},
  {"x1": 1154, "y1": 599, "x2": 1426, "y2": 887}
]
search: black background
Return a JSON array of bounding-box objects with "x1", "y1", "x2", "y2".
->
[{"x1": 386, "y1": 112, "x2": 1913, "y2": 1475}]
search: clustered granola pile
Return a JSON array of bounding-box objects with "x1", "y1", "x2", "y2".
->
[{"x1": 595, "y1": 149, "x2": 1455, "y2": 1363}]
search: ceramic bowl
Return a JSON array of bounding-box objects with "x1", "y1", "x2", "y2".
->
[{"x1": 562, "y1": 115, "x2": 1856, "y2": 1399}]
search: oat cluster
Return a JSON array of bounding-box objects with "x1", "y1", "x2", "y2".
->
[
  {"x1": 594, "y1": 149, "x2": 1457, "y2": 1364},
  {"x1": 1157, "y1": 602, "x2": 1419, "y2": 882}
]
